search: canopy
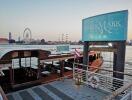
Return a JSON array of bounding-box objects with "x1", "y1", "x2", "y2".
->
[{"x1": 0, "y1": 48, "x2": 51, "y2": 64}]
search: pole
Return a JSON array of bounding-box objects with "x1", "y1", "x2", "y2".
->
[
  {"x1": 83, "y1": 41, "x2": 89, "y2": 70},
  {"x1": 60, "y1": 60, "x2": 64, "y2": 77},
  {"x1": 113, "y1": 41, "x2": 126, "y2": 89},
  {"x1": 113, "y1": 41, "x2": 126, "y2": 79},
  {"x1": 82, "y1": 41, "x2": 89, "y2": 81}
]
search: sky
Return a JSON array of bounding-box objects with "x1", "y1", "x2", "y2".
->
[{"x1": 0, "y1": 0, "x2": 132, "y2": 41}]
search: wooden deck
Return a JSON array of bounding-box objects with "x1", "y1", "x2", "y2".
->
[
  {"x1": 3, "y1": 71, "x2": 73, "y2": 93},
  {"x1": 40, "y1": 71, "x2": 73, "y2": 84}
]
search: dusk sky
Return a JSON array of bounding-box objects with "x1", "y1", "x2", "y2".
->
[{"x1": 0, "y1": 0, "x2": 132, "y2": 41}]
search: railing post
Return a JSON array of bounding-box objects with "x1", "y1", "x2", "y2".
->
[
  {"x1": 73, "y1": 63, "x2": 75, "y2": 79},
  {"x1": 37, "y1": 58, "x2": 41, "y2": 79},
  {"x1": 60, "y1": 60, "x2": 64, "y2": 77},
  {"x1": 9, "y1": 66, "x2": 14, "y2": 86}
]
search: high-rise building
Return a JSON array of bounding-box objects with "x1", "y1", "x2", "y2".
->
[
  {"x1": 9, "y1": 32, "x2": 12, "y2": 43},
  {"x1": 66, "y1": 33, "x2": 68, "y2": 42},
  {"x1": 18, "y1": 36, "x2": 20, "y2": 42},
  {"x1": 61, "y1": 33, "x2": 64, "y2": 42}
]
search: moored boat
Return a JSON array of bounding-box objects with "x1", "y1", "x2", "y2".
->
[{"x1": 88, "y1": 51, "x2": 103, "y2": 72}]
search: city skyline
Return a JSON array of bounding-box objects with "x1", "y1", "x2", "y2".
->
[{"x1": 0, "y1": 0, "x2": 132, "y2": 41}]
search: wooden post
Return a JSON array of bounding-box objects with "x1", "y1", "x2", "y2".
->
[
  {"x1": 60, "y1": 60, "x2": 64, "y2": 77},
  {"x1": 25, "y1": 58, "x2": 26, "y2": 67},
  {"x1": 37, "y1": 58, "x2": 41, "y2": 79},
  {"x1": 19, "y1": 58, "x2": 21, "y2": 68},
  {"x1": 18, "y1": 52, "x2": 22, "y2": 68},
  {"x1": 9, "y1": 66, "x2": 14, "y2": 85},
  {"x1": 30, "y1": 57, "x2": 31, "y2": 68}
]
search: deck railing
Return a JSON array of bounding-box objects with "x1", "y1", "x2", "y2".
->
[{"x1": 73, "y1": 63, "x2": 132, "y2": 100}]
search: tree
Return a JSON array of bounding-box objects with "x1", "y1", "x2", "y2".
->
[
  {"x1": 41, "y1": 39, "x2": 46, "y2": 44},
  {"x1": 78, "y1": 40, "x2": 83, "y2": 44},
  {"x1": 9, "y1": 39, "x2": 15, "y2": 43}
]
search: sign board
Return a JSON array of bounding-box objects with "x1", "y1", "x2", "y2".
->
[
  {"x1": 56, "y1": 45, "x2": 69, "y2": 53},
  {"x1": 82, "y1": 10, "x2": 128, "y2": 41}
]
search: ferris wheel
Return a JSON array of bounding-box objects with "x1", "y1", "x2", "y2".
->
[{"x1": 23, "y1": 28, "x2": 32, "y2": 43}]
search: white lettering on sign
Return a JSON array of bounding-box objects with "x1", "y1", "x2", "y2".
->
[
  {"x1": 89, "y1": 20, "x2": 121, "y2": 34},
  {"x1": 98, "y1": 21, "x2": 121, "y2": 34}
]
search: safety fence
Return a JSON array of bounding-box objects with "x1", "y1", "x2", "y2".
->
[{"x1": 73, "y1": 63, "x2": 132, "y2": 100}]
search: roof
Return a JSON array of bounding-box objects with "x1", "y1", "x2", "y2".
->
[{"x1": 0, "y1": 48, "x2": 51, "y2": 64}]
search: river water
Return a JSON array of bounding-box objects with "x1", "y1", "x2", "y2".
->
[
  {"x1": 1, "y1": 45, "x2": 132, "y2": 61},
  {"x1": 0, "y1": 44, "x2": 132, "y2": 80}
]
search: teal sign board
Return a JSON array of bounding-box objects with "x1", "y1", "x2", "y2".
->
[
  {"x1": 57, "y1": 45, "x2": 69, "y2": 52},
  {"x1": 82, "y1": 10, "x2": 128, "y2": 41}
]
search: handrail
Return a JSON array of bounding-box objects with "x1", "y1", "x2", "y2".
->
[
  {"x1": 104, "y1": 84, "x2": 132, "y2": 100},
  {"x1": 0, "y1": 86, "x2": 8, "y2": 100},
  {"x1": 74, "y1": 63, "x2": 132, "y2": 77},
  {"x1": 73, "y1": 63, "x2": 132, "y2": 99}
]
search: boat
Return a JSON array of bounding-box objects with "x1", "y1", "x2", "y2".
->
[
  {"x1": 73, "y1": 51, "x2": 103, "y2": 72},
  {"x1": 0, "y1": 49, "x2": 132, "y2": 100},
  {"x1": 1, "y1": 58, "x2": 131, "y2": 100},
  {"x1": 0, "y1": 48, "x2": 103, "y2": 92},
  {"x1": 88, "y1": 51, "x2": 103, "y2": 72}
]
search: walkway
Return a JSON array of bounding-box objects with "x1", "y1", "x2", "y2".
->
[{"x1": 7, "y1": 79, "x2": 109, "y2": 100}]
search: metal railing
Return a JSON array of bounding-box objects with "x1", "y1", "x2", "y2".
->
[{"x1": 73, "y1": 63, "x2": 132, "y2": 100}]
